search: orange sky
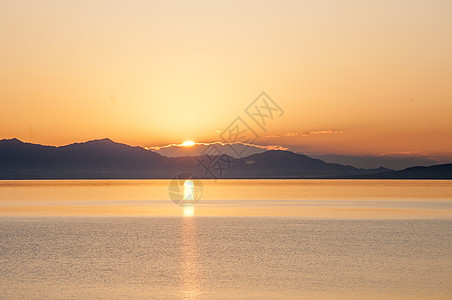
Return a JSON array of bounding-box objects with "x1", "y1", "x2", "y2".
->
[{"x1": 1, "y1": 0, "x2": 451, "y2": 157}]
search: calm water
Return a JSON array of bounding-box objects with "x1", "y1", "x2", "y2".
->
[{"x1": 1, "y1": 180, "x2": 452, "y2": 299}]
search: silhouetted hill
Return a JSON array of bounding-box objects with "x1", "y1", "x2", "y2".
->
[
  {"x1": 349, "y1": 163, "x2": 452, "y2": 179},
  {"x1": 309, "y1": 152, "x2": 443, "y2": 170},
  {"x1": 2, "y1": 138, "x2": 448, "y2": 179},
  {"x1": 224, "y1": 150, "x2": 388, "y2": 178},
  {"x1": 0, "y1": 138, "x2": 171, "y2": 179}
]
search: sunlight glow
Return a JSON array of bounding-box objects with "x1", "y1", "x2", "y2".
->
[
  {"x1": 181, "y1": 141, "x2": 196, "y2": 147},
  {"x1": 183, "y1": 206, "x2": 194, "y2": 217},
  {"x1": 183, "y1": 180, "x2": 194, "y2": 202},
  {"x1": 182, "y1": 180, "x2": 195, "y2": 217}
]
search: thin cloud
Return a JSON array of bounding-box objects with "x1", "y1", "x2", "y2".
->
[
  {"x1": 378, "y1": 151, "x2": 427, "y2": 156},
  {"x1": 265, "y1": 130, "x2": 343, "y2": 138},
  {"x1": 377, "y1": 151, "x2": 440, "y2": 162}
]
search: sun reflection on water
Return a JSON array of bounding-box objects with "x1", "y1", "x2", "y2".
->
[
  {"x1": 183, "y1": 206, "x2": 194, "y2": 217},
  {"x1": 181, "y1": 216, "x2": 201, "y2": 298}
]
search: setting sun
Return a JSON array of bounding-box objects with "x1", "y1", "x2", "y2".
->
[{"x1": 181, "y1": 141, "x2": 196, "y2": 147}]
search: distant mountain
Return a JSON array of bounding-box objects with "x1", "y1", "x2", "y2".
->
[
  {"x1": 223, "y1": 150, "x2": 389, "y2": 178},
  {"x1": 308, "y1": 152, "x2": 443, "y2": 170},
  {"x1": 150, "y1": 143, "x2": 451, "y2": 170},
  {"x1": 0, "y1": 138, "x2": 171, "y2": 179},
  {"x1": 1, "y1": 138, "x2": 448, "y2": 179},
  {"x1": 149, "y1": 142, "x2": 271, "y2": 158},
  {"x1": 349, "y1": 163, "x2": 452, "y2": 179}
]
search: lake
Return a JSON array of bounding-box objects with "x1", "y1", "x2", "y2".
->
[{"x1": 1, "y1": 180, "x2": 452, "y2": 299}]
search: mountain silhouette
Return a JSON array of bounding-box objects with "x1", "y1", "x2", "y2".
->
[
  {"x1": 348, "y1": 163, "x2": 452, "y2": 179},
  {"x1": 223, "y1": 150, "x2": 387, "y2": 178},
  {"x1": 0, "y1": 138, "x2": 169, "y2": 179},
  {"x1": 0, "y1": 138, "x2": 449, "y2": 179}
]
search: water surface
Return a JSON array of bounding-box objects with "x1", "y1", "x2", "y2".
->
[
  {"x1": 0, "y1": 180, "x2": 451, "y2": 299},
  {"x1": 1, "y1": 180, "x2": 451, "y2": 218}
]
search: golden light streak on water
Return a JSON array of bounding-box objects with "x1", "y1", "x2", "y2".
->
[
  {"x1": 181, "y1": 217, "x2": 201, "y2": 298},
  {"x1": 183, "y1": 206, "x2": 194, "y2": 217}
]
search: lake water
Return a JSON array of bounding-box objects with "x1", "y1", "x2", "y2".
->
[{"x1": 1, "y1": 180, "x2": 452, "y2": 299}]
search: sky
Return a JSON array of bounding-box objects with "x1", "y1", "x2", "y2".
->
[{"x1": 1, "y1": 0, "x2": 451, "y2": 161}]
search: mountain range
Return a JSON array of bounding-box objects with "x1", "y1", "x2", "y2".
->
[
  {"x1": 150, "y1": 142, "x2": 447, "y2": 170},
  {"x1": 0, "y1": 138, "x2": 451, "y2": 179}
]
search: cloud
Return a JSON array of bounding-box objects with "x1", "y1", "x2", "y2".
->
[
  {"x1": 377, "y1": 151, "x2": 433, "y2": 157},
  {"x1": 377, "y1": 151, "x2": 441, "y2": 164},
  {"x1": 265, "y1": 130, "x2": 343, "y2": 138}
]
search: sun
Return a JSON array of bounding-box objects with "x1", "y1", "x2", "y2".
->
[{"x1": 181, "y1": 140, "x2": 196, "y2": 147}]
